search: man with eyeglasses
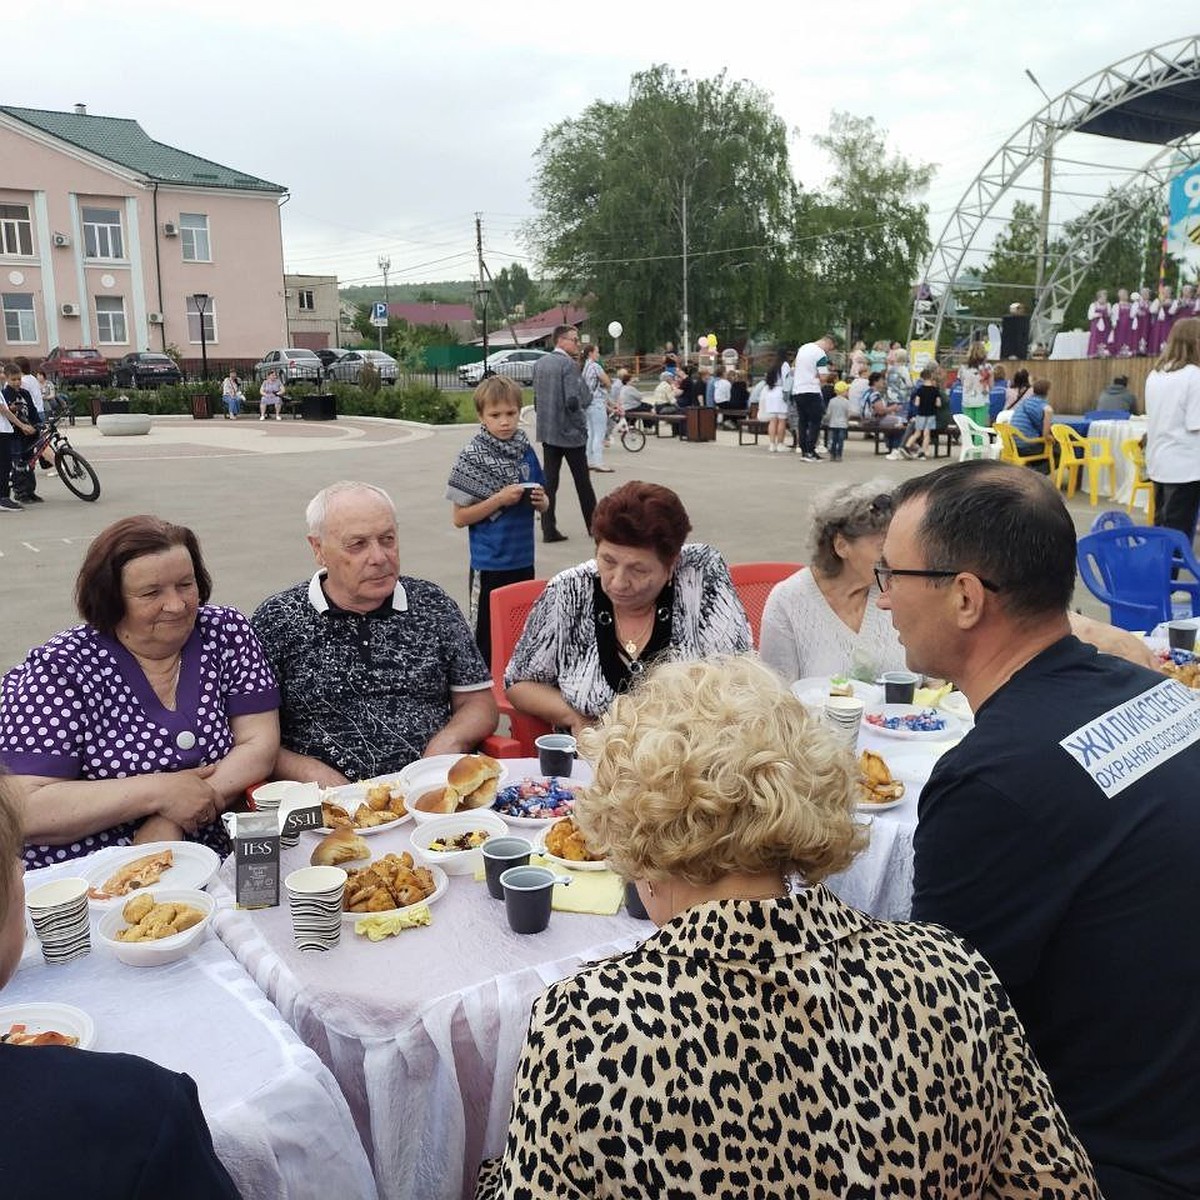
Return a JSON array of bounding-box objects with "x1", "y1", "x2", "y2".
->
[
  {"x1": 878, "y1": 459, "x2": 1200, "y2": 1200},
  {"x1": 531, "y1": 325, "x2": 595, "y2": 543}
]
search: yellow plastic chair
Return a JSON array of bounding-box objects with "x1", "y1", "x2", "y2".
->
[
  {"x1": 1121, "y1": 438, "x2": 1156, "y2": 524},
  {"x1": 996, "y1": 421, "x2": 1054, "y2": 472},
  {"x1": 1050, "y1": 424, "x2": 1116, "y2": 505}
]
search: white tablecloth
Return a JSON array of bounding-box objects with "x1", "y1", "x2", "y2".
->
[
  {"x1": 824, "y1": 725, "x2": 958, "y2": 921},
  {"x1": 1088, "y1": 417, "x2": 1148, "y2": 508},
  {"x1": 12, "y1": 853, "x2": 378, "y2": 1200},
  {"x1": 1049, "y1": 330, "x2": 1090, "y2": 360},
  {"x1": 211, "y1": 759, "x2": 650, "y2": 1200}
]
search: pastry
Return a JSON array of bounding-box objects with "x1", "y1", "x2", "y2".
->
[
  {"x1": 310, "y1": 828, "x2": 371, "y2": 867},
  {"x1": 447, "y1": 754, "x2": 502, "y2": 809},
  {"x1": 95, "y1": 849, "x2": 174, "y2": 899},
  {"x1": 414, "y1": 785, "x2": 459, "y2": 815}
]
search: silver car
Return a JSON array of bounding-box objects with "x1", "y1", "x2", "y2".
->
[
  {"x1": 327, "y1": 350, "x2": 399, "y2": 385},
  {"x1": 458, "y1": 348, "x2": 548, "y2": 387},
  {"x1": 253, "y1": 348, "x2": 324, "y2": 384}
]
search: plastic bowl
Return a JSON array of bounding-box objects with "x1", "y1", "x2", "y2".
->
[
  {"x1": 96, "y1": 888, "x2": 215, "y2": 967},
  {"x1": 409, "y1": 811, "x2": 509, "y2": 874}
]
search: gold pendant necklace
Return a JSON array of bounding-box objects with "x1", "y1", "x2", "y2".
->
[{"x1": 616, "y1": 611, "x2": 655, "y2": 659}]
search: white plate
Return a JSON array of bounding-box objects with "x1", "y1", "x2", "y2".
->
[
  {"x1": 0, "y1": 1002, "x2": 96, "y2": 1050},
  {"x1": 791, "y1": 676, "x2": 884, "y2": 709},
  {"x1": 492, "y1": 776, "x2": 581, "y2": 828},
  {"x1": 341, "y1": 863, "x2": 449, "y2": 922},
  {"x1": 862, "y1": 704, "x2": 962, "y2": 741},
  {"x1": 83, "y1": 842, "x2": 220, "y2": 911},
  {"x1": 533, "y1": 824, "x2": 609, "y2": 871},
  {"x1": 316, "y1": 776, "x2": 412, "y2": 835},
  {"x1": 856, "y1": 795, "x2": 907, "y2": 814},
  {"x1": 397, "y1": 754, "x2": 509, "y2": 793}
]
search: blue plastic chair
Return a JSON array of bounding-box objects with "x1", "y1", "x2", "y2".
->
[
  {"x1": 1089, "y1": 510, "x2": 1134, "y2": 533},
  {"x1": 1083, "y1": 409, "x2": 1132, "y2": 423},
  {"x1": 1076, "y1": 526, "x2": 1200, "y2": 630}
]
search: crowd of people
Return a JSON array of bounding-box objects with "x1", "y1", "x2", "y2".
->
[
  {"x1": 1087, "y1": 284, "x2": 1200, "y2": 358},
  {"x1": 1, "y1": 317, "x2": 1198, "y2": 1198}
]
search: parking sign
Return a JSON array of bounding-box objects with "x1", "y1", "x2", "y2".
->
[{"x1": 371, "y1": 302, "x2": 388, "y2": 327}]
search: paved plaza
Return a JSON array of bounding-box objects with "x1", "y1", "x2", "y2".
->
[{"x1": 0, "y1": 414, "x2": 1114, "y2": 669}]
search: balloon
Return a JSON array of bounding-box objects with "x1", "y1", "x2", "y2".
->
[
  {"x1": 707, "y1": 333, "x2": 718, "y2": 349},
  {"x1": 697, "y1": 336, "x2": 709, "y2": 350},
  {"x1": 607, "y1": 321, "x2": 623, "y2": 338}
]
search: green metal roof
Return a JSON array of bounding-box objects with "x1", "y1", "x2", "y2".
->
[{"x1": 0, "y1": 106, "x2": 285, "y2": 194}]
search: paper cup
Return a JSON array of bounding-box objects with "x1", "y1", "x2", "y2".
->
[
  {"x1": 250, "y1": 780, "x2": 303, "y2": 811},
  {"x1": 624, "y1": 881, "x2": 650, "y2": 921},
  {"x1": 284, "y1": 866, "x2": 346, "y2": 951},
  {"x1": 26, "y1": 877, "x2": 91, "y2": 965},
  {"x1": 822, "y1": 696, "x2": 864, "y2": 748}
]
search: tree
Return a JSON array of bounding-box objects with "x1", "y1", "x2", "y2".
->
[
  {"x1": 490, "y1": 263, "x2": 544, "y2": 319},
  {"x1": 805, "y1": 113, "x2": 934, "y2": 347},
  {"x1": 975, "y1": 199, "x2": 1042, "y2": 320},
  {"x1": 528, "y1": 66, "x2": 798, "y2": 353}
]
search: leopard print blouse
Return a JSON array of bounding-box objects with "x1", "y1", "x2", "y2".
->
[{"x1": 479, "y1": 886, "x2": 1099, "y2": 1198}]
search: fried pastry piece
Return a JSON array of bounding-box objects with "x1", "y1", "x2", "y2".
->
[
  {"x1": 857, "y1": 750, "x2": 906, "y2": 805},
  {"x1": 115, "y1": 900, "x2": 206, "y2": 941},
  {"x1": 322, "y1": 800, "x2": 353, "y2": 830},
  {"x1": 122, "y1": 893, "x2": 155, "y2": 924},
  {"x1": 100, "y1": 849, "x2": 174, "y2": 898}
]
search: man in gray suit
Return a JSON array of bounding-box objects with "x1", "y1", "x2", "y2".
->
[{"x1": 533, "y1": 324, "x2": 595, "y2": 543}]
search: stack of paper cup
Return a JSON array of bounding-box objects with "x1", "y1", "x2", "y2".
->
[
  {"x1": 250, "y1": 780, "x2": 303, "y2": 815},
  {"x1": 26, "y1": 878, "x2": 92, "y2": 965},
  {"x1": 823, "y1": 696, "x2": 865, "y2": 749},
  {"x1": 284, "y1": 866, "x2": 346, "y2": 951}
]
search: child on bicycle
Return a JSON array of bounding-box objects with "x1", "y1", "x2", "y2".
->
[
  {"x1": 2, "y1": 362, "x2": 38, "y2": 505},
  {"x1": 446, "y1": 374, "x2": 548, "y2": 663}
]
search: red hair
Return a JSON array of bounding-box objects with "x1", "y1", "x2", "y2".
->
[{"x1": 591, "y1": 481, "x2": 692, "y2": 565}]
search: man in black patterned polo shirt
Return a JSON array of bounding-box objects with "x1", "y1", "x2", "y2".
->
[{"x1": 251, "y1": 481, "x2": 497, "y2": 786}]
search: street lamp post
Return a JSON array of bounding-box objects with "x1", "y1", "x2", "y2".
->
[
  {"x1": 192, "y1": 293, "x2": 210, "y2": 381},
  {"x1": 378, "y1": 256, "x2": 391, "y2": 353},
  {"x1": 1025, "y1": 68, "x2": 1054, "y2": 322},
  {"x1": 476, "y1": 285, "x2": 491, "y2": 376}
]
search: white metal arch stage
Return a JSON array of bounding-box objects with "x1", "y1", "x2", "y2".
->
[{"x1": 912, "y1": 36, "x2": 1200, "y2": 351}]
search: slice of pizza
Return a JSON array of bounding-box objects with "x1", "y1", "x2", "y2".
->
[{"x1": 93, "y1": 849, "x2": 175, "y2": 899}]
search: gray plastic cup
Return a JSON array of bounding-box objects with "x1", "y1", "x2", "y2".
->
[
  {"x1": 482, "y1": 836, "x2": 533, "y2": 900},
  {"x1": 624, "y1": 881, "x2": 650, "y2": 920},
  {"x1": 535, "y1": 734, "x2": 577, "y2": 778},
  {"x1": 1167, "y1": 622, "x2": 1197, "y2": 652},
  {"x1": 881, "y1": 671, "x2": 920, "y2": 704},
  {"x1": 500, "y1": 865, "x2": 569, "y2": 934}
]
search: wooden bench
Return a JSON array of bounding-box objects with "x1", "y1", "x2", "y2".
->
[{"x1": 649, "y1": 413, "x2": 687, "y2": 437}]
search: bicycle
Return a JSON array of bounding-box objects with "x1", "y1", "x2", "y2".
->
[
  {"x1": 606, "y1": 405, "x2": 646, "y2": 452},
  {"x1": 20, "y1": 412, "x2": 101, "y2": 502}
]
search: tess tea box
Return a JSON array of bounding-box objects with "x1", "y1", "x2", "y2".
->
[{"x1": 234, "y1": 813, "x2": 280, "y2": 909}]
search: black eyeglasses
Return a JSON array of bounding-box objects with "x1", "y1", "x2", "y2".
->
[{"x1": 874, "y1": 564, "x2": 1000, "y2": 593}]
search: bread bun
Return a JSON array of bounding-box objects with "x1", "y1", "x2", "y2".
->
[
  {"x1": 310, "y1": 829, "x2": 370, "y2": 866},
  {"x1": 414, "y1": 785, "x2": 459, "y2": 814},
  {"x1": 457, "y1": 775, "x2": 498, "y2": 810}
]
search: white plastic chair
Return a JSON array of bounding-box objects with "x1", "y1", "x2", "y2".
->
[{"x1": 953, "y1": 413, "x2": 1001, "y2": 462}]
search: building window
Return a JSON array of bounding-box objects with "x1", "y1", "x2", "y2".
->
[
  {"x1": 95, "y1": 296, "x2": 128, "y2": 344},
  {"x1": 298, "y1": 289, "x2": 315, "y2": 311},
  {"x1": 0, "y1": 204, "x2": 33, "y2": 256},
  {"x1": 186, "y1": 296, "x2": 218, "y2": 343},
  {"x1": 180, "y1": 213, "x2": 211, "y2": 262},
  {"x1": 82, "y1": 207, "x2": 124, "y2": 259},
  {"x1": 2, "y1": 293, "x2": 36, "y2": 342}
]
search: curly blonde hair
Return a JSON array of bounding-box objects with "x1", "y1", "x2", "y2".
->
[{"x1": 576, "y1": 656, "x2": 866, "y2": 887}]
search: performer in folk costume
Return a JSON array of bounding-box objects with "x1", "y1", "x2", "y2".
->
[
  {"x1": 1109, "y1": 288, "x2": 1137, "y2": 357},
  {"x1": 1167, "y1": 284, "x2": 1197, "y2": 341},
  {"x1": 1086, "y1": 289, "x2": 1110, "y2": 358},
  {"x1": 1134, "y1": 288, "x2": 1153, "y2": 356},
  {"x1": 1150, "y1": 286, "x2": 1172, "y2": 357}
]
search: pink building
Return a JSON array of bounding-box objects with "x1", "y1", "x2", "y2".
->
[{"x1": 0, "y1": 104, "x2": 288, "y2": 365}]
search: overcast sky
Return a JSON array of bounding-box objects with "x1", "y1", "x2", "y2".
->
[{"x1": 16, "y1": 2, "x2": 1200, "y2": 291}]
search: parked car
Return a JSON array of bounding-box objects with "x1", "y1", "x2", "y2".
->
[
  {"x1": 40, "y1": 346, "x2": 111, "y2": 388},
  {"x1": 252, "y1": 348, "x2": 324, "y2": 384},
  {"x1": 314, "y1": 348, "x2": 350, "y2": 376},
  {"x1": 458, "y1": 349, "x2": 548, "y2": 387},
  {"x1": 112, "y1": 352, "x2": 183, "y2": 389},
  {"x1": 327, "y1": 350, "x2": 398, "y2": 385}
]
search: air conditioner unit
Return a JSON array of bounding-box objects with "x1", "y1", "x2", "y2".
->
[
  {"x1": 60, "y1": 302, "x2": 80, "y2": 317},
  {"x1": 148, "y1": 312, "x2": 164, "y2": 324},
  {"x1": 52, "y1": 232, "x2": 71, "y2": 248},
  {"x1": 162, "y1": 222, "x2": 179, "y2": 237}
]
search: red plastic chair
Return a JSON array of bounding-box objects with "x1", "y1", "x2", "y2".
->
[
  {"x1": 728, "y1": 562, "x2": 802, "y2": 649},
  {"x1": 479, "y1": 579, "x2": 551, "y2": 758}
]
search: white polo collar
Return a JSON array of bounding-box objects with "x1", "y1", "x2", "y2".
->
[{"x1": 307, "y1": 570, "x2": 409, "y2": 614}]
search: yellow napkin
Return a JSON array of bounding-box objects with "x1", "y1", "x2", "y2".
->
[
  {"x1": 474, "y1": 855, "x2": 625, "y2": 915},
  {"x1": 915, "y1": 683, "x2": 952, "y2": 708}
]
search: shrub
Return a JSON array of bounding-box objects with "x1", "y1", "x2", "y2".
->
[{"x1": 395, "y1": 382, "x2": 459, "y2": 424}]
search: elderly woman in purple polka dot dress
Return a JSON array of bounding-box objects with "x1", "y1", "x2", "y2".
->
[{"x1": 0, "y1": 516, "x2": 281, "y2": 868}]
